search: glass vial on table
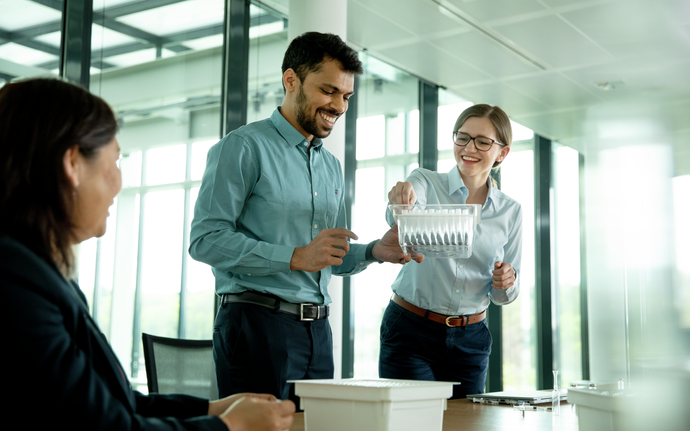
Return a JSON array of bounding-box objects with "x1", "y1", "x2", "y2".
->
[{"x1": 552, "y1": 370, "x2": 560, "y2": 415}]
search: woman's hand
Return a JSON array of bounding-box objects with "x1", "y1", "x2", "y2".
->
[
  {"x1": 209, "y1": 393, "x2": 276, "y2": 416},
  {"x1": 217, "y1": 395, "x2": 295, "y2": 431},
  {"x1": 491, "y1": 261, "x2": 515, "y2": 290},
  {"x1": 388, "y1": 181, "x2": 417, "y2": 205}
]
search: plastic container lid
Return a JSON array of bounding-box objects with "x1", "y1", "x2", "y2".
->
[{"x1": 290, "y1": 378, "x2": 455, "y2": 402}]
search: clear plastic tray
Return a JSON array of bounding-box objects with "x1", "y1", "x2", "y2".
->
[{"x1": 389, "y1": 204, "x2": 482, "y2": 258}]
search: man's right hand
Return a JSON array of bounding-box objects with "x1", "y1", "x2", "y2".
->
[
  {"x1": 290, "y1": 228, "x2": 358, "y2": 272},
  {"x1": 220, "y1": 396, "x2": 295, "y2": 431}
]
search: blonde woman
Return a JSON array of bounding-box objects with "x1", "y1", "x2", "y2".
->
[{"x1": 379, "y1": 104, "x2": 522, "y2": 399}]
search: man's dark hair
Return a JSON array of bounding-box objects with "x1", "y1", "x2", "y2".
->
[
  {"x1": 281, "y1": 32, "x2": 363, "y2": 87},
  {"x1": 0, "y1": 78, "x2": 118, "y2": 275}
]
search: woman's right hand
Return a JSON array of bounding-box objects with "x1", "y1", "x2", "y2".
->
[
  {"x1": 388, "y1": 181, "x2": 417, "y2": 205},
  {"x1": 220, "y1": 396, "x2": 295, "y2": 431}
]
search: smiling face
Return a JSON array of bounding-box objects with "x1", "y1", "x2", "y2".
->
[
  {"x1": 71, "y1": 138, "x2": 123, "y2": 243},
  {"x1": 454, "y1": 116, "x2": 510, "y2": 182},
  {"x1": 283, "y1": 57, "x2": 355, "y2": 141}
]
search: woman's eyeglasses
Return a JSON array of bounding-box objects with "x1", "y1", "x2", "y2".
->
[{"x1": 453, "y1": 132, "x2": 505, "y2": 152}]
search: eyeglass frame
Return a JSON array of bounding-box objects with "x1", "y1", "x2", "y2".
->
[{"x1": 452, "y1": 131, "x2": 506, "y2": 152}]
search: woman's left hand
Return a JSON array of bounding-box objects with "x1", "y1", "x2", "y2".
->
[
  {"x1": 209, "y1": 393, "x2": 277, "y2": 416},
  {"x1": 491, "y1": 261, "x2": 515, "y2": 290}
]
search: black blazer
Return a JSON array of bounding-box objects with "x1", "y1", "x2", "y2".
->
[{"x1": 0, "y1": 236, "x2": 226, "y2": 430}]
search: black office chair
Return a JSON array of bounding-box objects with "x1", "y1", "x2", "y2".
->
[{"x1": 141, "y1": 333, "x2": 219, "y2": 400}]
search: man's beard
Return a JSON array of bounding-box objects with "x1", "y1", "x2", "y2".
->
[{"x1": 295, "y1": 86, "x2": 334, "y2": 139}]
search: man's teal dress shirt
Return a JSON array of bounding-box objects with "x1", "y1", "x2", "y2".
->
[
  {"x1": 190, "y1": 108, "x2": 374, "y2": 305},
  {"x1": 385, "y1": 167, "x2": 522, "y2": 315}
]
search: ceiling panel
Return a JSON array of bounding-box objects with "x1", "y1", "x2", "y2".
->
[
  {"x1": 562, "y1": 59, "x2": 690, "y2": 101},
  {"x1": 347, "y1": 1, "x2": 416, "y2": 49},
  {"x1": 378, "y1": 40, "x2": 492, "y2": 87},
  {"x1": 431, "y1": 30, "x2": 542, "y2": 80},
  {"x1": 444, "y1": 0, "x2": 546, "y2": 22},
  {"x1": 490, "y1": 14, "x2": 612, "y2": 69},
  {"x1": 513, "y1": 107, "x2": 589, "y2": 145},
  {"x1": 560, "y1": 0, "x2": 690, "y2": 60},
  {"x1": 447, "y1": 81, "x2": 550, "y2": 117},
  {"x1": 505, "y1": 72, "x2": 603, "y2": 110},
  {"x1": 355, "y1": 0, "x2": 464, "y2": 37}
]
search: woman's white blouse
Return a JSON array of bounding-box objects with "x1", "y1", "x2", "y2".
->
[{"x1": 385, "y1": 167, "x2": 523, "y2": 315}]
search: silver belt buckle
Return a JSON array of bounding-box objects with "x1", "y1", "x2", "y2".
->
[{"x1": 300, "y1": 303, "x2": 315, "y2": 321}]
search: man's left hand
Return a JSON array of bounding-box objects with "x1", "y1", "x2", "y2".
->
[{"x1": 372, "y1": 225, "x2": 424, "y2": 264}]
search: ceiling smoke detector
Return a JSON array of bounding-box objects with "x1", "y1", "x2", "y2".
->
[{"x1": 595, "y1": 81, "x2": 625, "y2": 91}]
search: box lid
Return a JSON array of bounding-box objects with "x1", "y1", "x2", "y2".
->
[{"x1": 289, "y1": 378, "x2": 456, "y2": 402}]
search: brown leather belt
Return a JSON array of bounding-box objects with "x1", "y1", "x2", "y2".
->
[{"x1": 392, "y1": 294, "x2": 485, "y2": 328}]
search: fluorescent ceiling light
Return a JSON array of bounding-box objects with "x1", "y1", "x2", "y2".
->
[
  {"x1": 0, "y1": 0, "x2": 61, "y2": 32},
  {"x1": 116, "y1": 0, "x2": 224, "y2": 36},
  {"x1": 0, "y1": 42, "x2": 57, "y2": 66}
]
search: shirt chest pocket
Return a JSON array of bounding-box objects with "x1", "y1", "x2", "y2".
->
[{"x1": 322, "y1": 187, "x2": 341, "y2": 228}]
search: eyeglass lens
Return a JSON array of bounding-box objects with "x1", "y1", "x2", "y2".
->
[{"x1": 454, "y1": 132, "x2": 494, "y2": 150}]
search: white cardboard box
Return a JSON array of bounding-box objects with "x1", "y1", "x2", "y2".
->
[{"x1": 290, "y1": 379, "x2": 455, "y2": 431}]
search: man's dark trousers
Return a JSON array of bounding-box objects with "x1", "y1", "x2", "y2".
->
[{"x1": 213, "y1": 300, "x2": 334, "y2": 405}]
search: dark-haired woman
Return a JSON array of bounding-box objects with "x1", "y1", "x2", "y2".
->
[
  {"x1": 0, "y1": 78, "x2": 294, "y2": 430},
  {"x1": 379, "y1": 104, "x2": 523, "y2": 399}
]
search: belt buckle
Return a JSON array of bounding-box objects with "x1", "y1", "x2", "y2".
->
[
  {"x1": 300, "y1": 303, "x2": 315, "y2": 321},
  {"x1": 445, "y1": 315, "x2": 466, "y2": 327}
]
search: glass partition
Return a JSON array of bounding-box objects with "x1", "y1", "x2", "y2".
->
[
  {"x1": 499, "y1": 138, "x2": 537, "y2": 390},
  {"x1": 552, "y1": 143, "x2": 583, "y2": 386},
  {"x1": 351, "y1": 52, "x2": 419, "y2": 378}
]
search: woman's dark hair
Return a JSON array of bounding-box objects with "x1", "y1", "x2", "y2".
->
[
  {"x1": 453, "y1": 104, "x2": 513, "y2": 169},
  {"x1": 281, "y1": 31, "x2": 363, "y2": 90},
  {"x1": 0, "y1": 78, "x2": 118, "y2": 275}
]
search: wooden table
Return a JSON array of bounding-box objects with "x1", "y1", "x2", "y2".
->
[{"x1": 290, "y1": 399, "x2": 578, "y2": 431}]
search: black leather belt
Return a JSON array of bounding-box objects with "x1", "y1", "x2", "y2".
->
[{"x1": 221, "y1": 291, "x2": 329, "y2": 321}]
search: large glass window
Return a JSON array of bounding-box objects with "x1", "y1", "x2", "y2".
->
[
  {"x1": 0, "y1": 0, "x2": 62, "y2": 87},
  {"x1": 352, "y1": 53, "x2": 419, "y2": 378},
  {"x1": 552, "y1": 143, "x2": 583, "y2": 387},
  {"x1": 77, "y1": 0, "x2": 290, "y2": 389},
  {"x1": 81, "y1": 0, "x2": 227, "y2": 388},
  {"x1": 500, "y1": 140, "x2": 537, "y2": 390},
  {"x1": 437, "y1": 89, "x2": 471, "y2": 173}
]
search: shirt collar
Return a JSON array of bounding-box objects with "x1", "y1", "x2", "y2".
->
[
  {"x1": 447, "y1": 165, "x2": 495, "y2": 206},
  {"x1": 447, "y1": 165, "x2": 466, "y2": 196},
  {"x1": 270, "y1": 107, "x2": 324, "y2": 151}
]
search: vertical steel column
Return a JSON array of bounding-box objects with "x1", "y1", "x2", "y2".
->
[
  {"x1": 60, "y1": 0, "x2": 92, "y2": 87},
  {"x1": 485, "y1": 167, "x2": 503, "y2": 392},
  {"x1": 221, "y1": 0, "x2": 250, "y2": 137},
  {"x1": 578, "y1": 153, "x2": 590, "y2": 380},
  {"x1": 418, "y1": 81, "x2": 438, "y2": 170},
  {"x1": 534, "y1": 134, "x2": 554, "y2": 390},
  {"x1": 485, "y1": 303, "x2": 503, "y2": 391},
  {"x1": 341, "y1": 75, "x2": 359, "y2": 378}
]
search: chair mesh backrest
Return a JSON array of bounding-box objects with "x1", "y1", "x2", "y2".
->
[{"x1": 145, "y1": 336, "x2": 218, "y2": 400}]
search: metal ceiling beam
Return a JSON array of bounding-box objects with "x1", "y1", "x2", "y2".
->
[{"x1": 16, "y1": 0, "x2": 279, "y2": 71}]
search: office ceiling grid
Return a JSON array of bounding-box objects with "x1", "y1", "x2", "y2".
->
[
  {"x1": 1, "y1": 0, "x2": 689, "y2": 148},
  {"x1": 0, "y1": 0, "x2": 285, "y2": 74},
  {"x1": 350, "y1": 0, "x2": 690, "y2": 145}
]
